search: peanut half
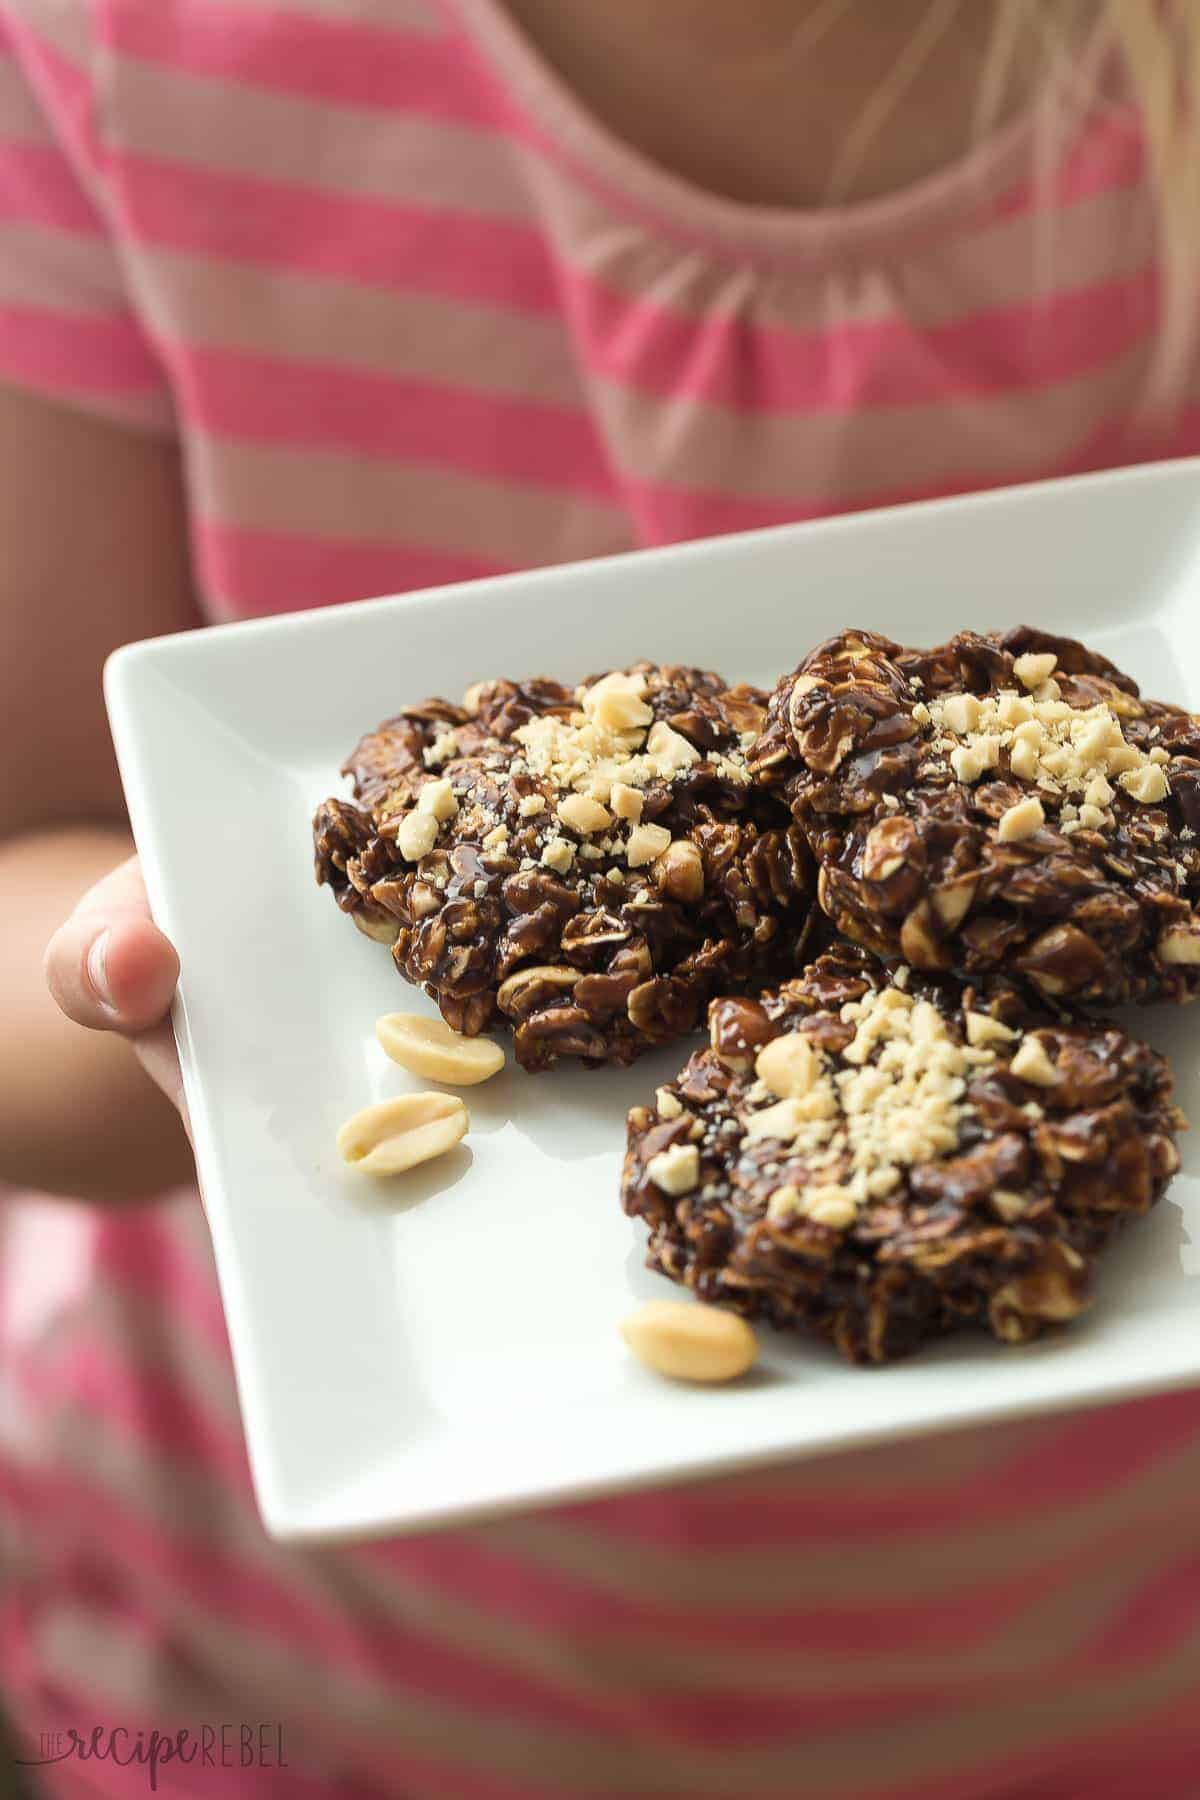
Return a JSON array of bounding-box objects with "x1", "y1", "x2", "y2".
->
[
  {"x1": 337, "y1": 1092, "x2": 468, "y2": 1176},
  {"x1": 352, "y1": 912, "x2": 400, "y2": 945},
  {"x1": 620, "y1": 1300, "x2": 758, "y2": 1383},
  {"x1": 376, "y1": 1013, "x2": 505, "y2": 1086}
]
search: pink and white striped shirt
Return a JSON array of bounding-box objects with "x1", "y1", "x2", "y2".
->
[{"x1": 2, "y1": 3, "x2": 1199, "y2": 1795}]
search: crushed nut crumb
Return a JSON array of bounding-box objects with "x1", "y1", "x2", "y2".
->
[
  {"x1": 647, "y1": 1142, "x2": 700, "y2": 1196},
  {"x1": 541, "y1": 837, "x2": 575, "y2": 874},
  {"x1": 396, "y1": 811, "x2": 439, "y2": 862},
  {"x1": 745, "y1": 984, "x2": 1015, "y2": 1218},
  {"x1": 928, "y1": 674, "x2": 1172, "y2": 830},
  {"x1": 1010, "y1": 1036, "x2": 1060, "y2": 1087},
  {"x1": 998, "y1": 796, "x2": 1045, "y2": 842}
]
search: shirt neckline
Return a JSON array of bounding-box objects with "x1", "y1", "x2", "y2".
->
[{"x1": 440, "y1": 0, "x2": 1112, "y2": 270}]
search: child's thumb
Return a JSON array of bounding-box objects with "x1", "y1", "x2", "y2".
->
[{"x1": 44, "y1": 855, "x2": 180, "y2": 1035}]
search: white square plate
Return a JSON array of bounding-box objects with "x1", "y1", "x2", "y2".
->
[{"x1": 106, "y1": 460, "x2": 1200, "y2": 1543}]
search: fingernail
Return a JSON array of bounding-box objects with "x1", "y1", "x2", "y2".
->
[{"x1": 87, "y1": 929, "x2": 115, "y2": 1010}]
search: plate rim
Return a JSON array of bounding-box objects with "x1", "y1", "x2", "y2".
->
[{"x1": 103, "y1": 456, "x2": 1200, "y2": 1541}]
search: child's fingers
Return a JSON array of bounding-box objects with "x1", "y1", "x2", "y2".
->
[
  {"x1": 133, "y1": 1017, "x2": 192, "y2": 1137},
  {"x1": 44, "y1": 855, "x2": 180, "y2": 1035}
]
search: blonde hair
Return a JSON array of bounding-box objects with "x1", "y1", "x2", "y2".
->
[
  {"x1": 989, "y1": 2, "x2": 1200, "y2": 398},
  {"x1": 806, "y1": 1, "x2": 1200, "y2": 403}
]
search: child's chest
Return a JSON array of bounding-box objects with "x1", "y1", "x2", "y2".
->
[{"x1": 92, "y1": 4, "x2": 1195, "y2": 616}]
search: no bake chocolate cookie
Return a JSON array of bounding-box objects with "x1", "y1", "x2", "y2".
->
[
  {"x1": 749, "y1": 627, "x2": 1200, "y2": 1005},
  {"x1": 314, "y1": 665, "x2": 814, "y2": 1069},
  {"x1": 622, "y1": 945, "x2": 1183, "y2": 1364}
]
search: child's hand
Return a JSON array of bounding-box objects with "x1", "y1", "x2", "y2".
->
[{"x1": 44, "y1": 854, "x2": 189, "y2": 1127}]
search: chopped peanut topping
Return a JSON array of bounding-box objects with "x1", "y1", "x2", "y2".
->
[
  {"x1": 998, "y1": 796, "x2": 1045, "y2": 842},
  {"x1": 1010, "y1": 738, "x2": 1039, "y2": 782},
  {"x1": 746, "y1": 984, "x2": 1010, "y2": 1225},
  {"x1": 626, "y1": 822, "x2": 672, "y2": 867},
  {"x1": 417, "y1": 777, "x2": 458, "y2": 821},
  {"x1": 423, "y1": 729, "x2": 459, "y2": 768},
  {"x1": 1161, "y1": 925, "x2": 1200, "y2": 965},
  {"x1": 805, "y1": 1188, "x2": 859, "y2": 1228},
  {"x1": 557, "y1": 793, "x2": 612, "y2": 835},
  {"x1": 755, "y1": 1032, "x2": 819, "y2": 1099},
  {"x1": 1013, "y1": 651, "x2": 1059, "y2": 690},
  {"x1": 941, "y1": 693, "x2": 982, "y2": 734},
  {"x1": 644, "y1": 721, "x2": 700, "y2": 775},
  {"x1": 610, "y1": 782, "x2": 645, "y2": 822},
  {"x1": 396, "y1": 811, "x2": 439, "y2": 861},
  {"x1": 646, "y1": 1143, "x2": 700, "y2": 1196},
  {"x1": 582, "y1": 670, "x2": 654, "y2": 732},
  {"x1": 744, "y1": 1097, "x2": 825, "y2": 1146},
  {"x1": 765, "y1": 1184, "x2": 803, "y2": 1222},
  {"x1": 951, "y1": 745, "x2": 986, "y2": 784},
  {"x1": 540, "y1": 837, "x2": 575, "y2": 874},
  {"x1": 1010, "y1": 1036, "x2": 1060, "y2": 1087},
  {"x1": 965, "y1": 1010, "x2": 1017, "y2": 1047},
  {"x1": 512, "y1": 669, "x2": 750, "y2": 874},
  {"x1": 1120, "y1": 764, "x2": 1170, "y2": 805},
  {"x1": 928, "y1": 674, "x2": 1171, "y2": 830}
]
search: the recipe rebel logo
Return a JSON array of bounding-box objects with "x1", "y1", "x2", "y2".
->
[{"x1": 17, "y1": 1722, "x2": 288, "y2": 1790}]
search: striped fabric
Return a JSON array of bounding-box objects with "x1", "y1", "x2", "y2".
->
[{"x1": 1, "y1": 2, "x2": 1199, "y2": 1794}]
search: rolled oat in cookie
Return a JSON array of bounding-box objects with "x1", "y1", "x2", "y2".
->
[
  {"x1": 622, "y1": 945, "x2": 1184, "y2": 1365},
  {"x1": 749, "y1": 626, "x2": 1200, "y2": 1005},
  {"x1": 313, "y1": 665, "x2": 815, "y2": 1070}
]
